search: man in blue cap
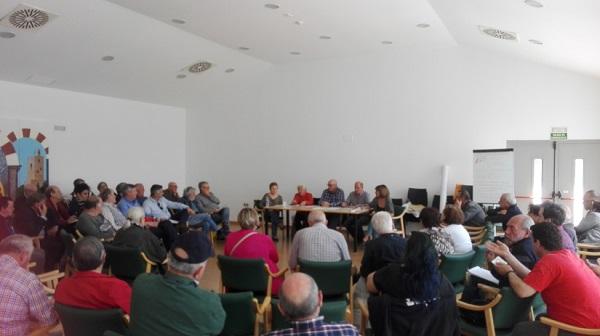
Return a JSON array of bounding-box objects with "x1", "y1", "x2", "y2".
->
[{"x1": 129, "y1": 231, "x2": 225, "y2": 336}]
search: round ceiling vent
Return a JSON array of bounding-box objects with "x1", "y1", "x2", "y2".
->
[
  {"x1": 9, "y1": 8, "x2": 49, "y2": 30},
  {"x1": 188, "y1": 62, "x2": 212, "y2": 73},
  {"x1": 479, "y1": 26, "x2": 518, "y2": 41}
]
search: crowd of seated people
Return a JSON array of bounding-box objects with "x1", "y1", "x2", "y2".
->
[{"x1": 3, "y1": 177, "x2": 600, "y2": 336}]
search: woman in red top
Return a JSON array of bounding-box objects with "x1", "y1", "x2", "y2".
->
[
  {"x1": 291, "y1": 185, "x2": 314, "y2": 232},
  {"x1": 224, "y1": 208, "x2": 284, "y2": 295}
]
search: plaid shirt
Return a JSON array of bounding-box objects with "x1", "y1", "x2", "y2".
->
[
  {"x1": 0, "y1": 255, "x2": 57, "y2": 336},
  {"x1": 265, "y1": 316, "x2": 359, "y2": 336},
  {"x1": 288, "y1": 223, "x2": 350, "y2": 270},
  {"x1": 320, "y1": 189, "x2": 345, "y2": 207}
]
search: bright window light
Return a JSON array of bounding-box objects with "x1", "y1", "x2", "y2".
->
[
  {"x1": 532, "y1": 159, "x2": 543, "y2": 205},
  {"x1": 573, "y1": 159, "x2": 584, "y2": 225}
]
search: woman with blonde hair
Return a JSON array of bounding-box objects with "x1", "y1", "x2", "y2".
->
[{"x1": 224, "y1": 207, "x2": 283, "y2": 294}]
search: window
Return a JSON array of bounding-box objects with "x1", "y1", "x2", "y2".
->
[
  {"x1": 573, "y1": 159, "x2": 584, "y2": 225},
  {"x1": 532, "y1": 159, "x2": 543, "y2": 205}
]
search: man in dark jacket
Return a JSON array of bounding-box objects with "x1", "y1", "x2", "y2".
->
[{"x1": 487, "y1": 193, "x2": 522, "y2": 231}]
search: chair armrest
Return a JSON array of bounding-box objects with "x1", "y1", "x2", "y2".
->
[
  {"x1": 456, "y1": 293, "x2": 503, "y2": 312},
  {"x1": 477, "y1": 283, "x2": 501, "y2": 296},
  {"x1": 257, "y1": 296, "x2": 271, "y2": 315},
  {"x1": 391, "y1": 207, "x2": 408, "y2": 220},
  {"x1": 577, "y1": 243, "x2": 600, "y2": 250},
  {"x1": 266, "y1": 266, "x2": 288, "y2": 278},
  {"x1": 38, "y1": 270, "x2": 64, "y2": 283},
  {"x1": 27, "y1": 262, "x2": 37, "y2": 270},
  {"x1": 539, "y1": 316, "x2": 600, "y2": 335},
  {"x1": 140, "y1": 252, "x2": 158, "y2": 266},
  {"x1": 43, "y1": 286, "x2": 55, "y2": 295},
  {"x1": 122, "y1": 314, "x2": 130, "y2": 326}
]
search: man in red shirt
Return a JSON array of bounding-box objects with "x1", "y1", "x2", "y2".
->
[
  {"x1": 490, "y1": 223, "x2": 600, "y2": 335},
  {"x1": 55, "y1": 236, "x2": 131, "y2": 314},
  {"x1": 291, "y1": 185, "x2": 314, "y2": 232}
]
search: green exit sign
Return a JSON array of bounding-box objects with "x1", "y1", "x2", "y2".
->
[{"x1": 551, "y1": 127, "x2": 567, "y2": 140}]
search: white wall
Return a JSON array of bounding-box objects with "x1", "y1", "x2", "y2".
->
[
  {"x1": 0, "y1": 80, "x2": 186, "y2": 196},
  {"x1": 186, "y1": 46, "x2": 600, "y2": 218}
]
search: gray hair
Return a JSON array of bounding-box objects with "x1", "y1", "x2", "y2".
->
[
  {"x1": 73, "y1": 236, "x2": 105, "y2": 271},
  {"x1": 279, "y1": 273, "x2": 319, "y2": 320},
  {"x1": 308, "y1": 210, "x2": 327, "y2": 225},
  {"x1": 0, "y1": 234, "x2": 34, "y2": 256},
  {"x1": 127, "y1": 206, "x2": 145, "y2": 225},
  {"x1": 183, "y1": 186, "x2": 196, "y2": 197},
  {"x1": 501, "y1": 193, "x2": 517, "y2": 206},
  {"x1": 167, "y1": 251, "x2": 206, "y2": 275},
  {"x1": 371, "y1": 211, "x2": 394, "y2": 234},
  {"x1": 518, "y1": 215, "x2": 535, "y2": 231}
]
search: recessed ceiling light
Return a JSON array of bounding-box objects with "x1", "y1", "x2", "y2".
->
[
  {"x1": 176, "y1": 74, "x2": 186, "y2": 79},
  {"x1": 479, "y1": 26, "x2": 518, "y2": 41},
  {"x1": 238, "y1": 46, "x2": 250, "y2": 51},
  {"x1": 171, "y1": 18, "x2": 186, "y2": 24},
  {"x1": 101, "y1": 56, "x2": 114, "y2": 61},
  {"x1": 225, "y1": 68, "x2": 235, "y2": 73},
  {"x1": 381, "y1": 41, "x2": 393, "y2": 45},
  {"x1": 290, "y1": 51, "x2": 301, "y2": 55},
  {"x1": 524, "y1": 0, "x2": 543, "y2": 8},
  {"x1": 319, "y1": 35, "x2": 332, "y2": 40},
  {"x1": 416, "y1": 23, "x2": 430, "y2": 28},
  {"x1": 0, "y1": 31, "x2": 16, "y2": 38},
  {"x1": 264, "y1": 3, "x2": 280, "y2": 9},
  {"x1": 528, "y1": 39, "x2": 544, "y2": 45},
  {"x1": 294, "y1": 20, "x2": 304, "y2": 25}
]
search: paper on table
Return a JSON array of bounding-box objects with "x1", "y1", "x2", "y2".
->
[{"x1": 468, "y1": 266, "x2": 499, "y2": 285}]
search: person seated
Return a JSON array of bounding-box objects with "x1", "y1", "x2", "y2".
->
[
  {"x1": 486, "y1": 193, "x2": 522, "y2": 230},
  {"x1": 528, "y1": 204, "x2": 544, "y2": 224},
  {"x1": 366, "y1": 232, "x2": 460, "y2": 336},
  {"x1": 364, "y1": 184, "x2": 395, "y2": 241},
  {"x1": 195, "y1": 181, "x2": 231, "y2": 240},
  {"x1": 117, "y1": 184, "x2": 141, "y2": 217},
  {"x1": 454, "y1": 190, "x2": 486, "y2": 227},
  {"x1": 14, "y1": 182, "x2": 37, "y2": 218},
  {"x1": 129, "y1": 231, "x2": 225, "y2": 336},
  {"x1": 135, "y1": 183, "x2": 147, "y2": 205},
  {"x1": 441, "y1": 206, "x2": 472, "y2": 254},
  {"x1": 291, "y1": 185, "x2": 314, "y2": 232},
  {"x1": 97, "y1": 181, "x2": 109, "y2": 195},
  {"x1": 319, "y1": 179, "x2": 345, "y2": 229},
  {"x1": 68, "y1": 183, "x2": 91, "y2": 217},
  {"x1": 266, "y1": 272, "x2": 359, "y2": 336},
  {"x1": 460, "y1": 215, "x2": 538, "y2": 324},
  {"x1": 55, "y1": 237, "x2": 131, "y2": 314},
  {"x1": 111, "y1": 207, "x2": 167, "y2": 264},
  {"x1": 224, "y1": 208, "x2": 283, "y2": 294},
  {"x1": 70, "y1": 178, "x2": 86, "y2": 197},
  {"x1": 163, "y1": 182, "x2": 180, "y2": 203},
  {"x1": 14, "y1": 192, "x2": 48, "y2": 238},
  {"x1": 0, "y1": 235, "x2": 58, "y2": 335},
  {"x1": 100, "y1": 189, "x2": 129, "y2": 231},
  {"x1": 179, "y1": 187, "x2": 218, "y2": 233},
  {"x1": 491, "y1": 223, "x2": 600, "y2": 335},
  {"x1": 419, "y1": 207, "x2": 455, "y2": 256},
  {"x1": 288, "y1": 210, "x2": 350, "y2": 270},
  {"x1": 180, "y1": 186, "x2": 200, "y2": 211},
  {"x1": 540, "y1": 202, "x2": 576, "y2": 253},
  {"x1": 260, "y1": 182, "x2": 283, "y2": 242},
  {"x1": 575, "y1": 190, "x2": 600, "y2": 243},
  {"x1": 354, "y1": 212, "x2": 405, "y2": 323},
  {"x1": 45, "y1": 185, "x2": 77, "y2": 233},
  {"x1": 343, "y1": 181, "x2": 371, "y2": 243},
  {"x1": 77, "y1": 195, "x2": 116, "y2": 240}
]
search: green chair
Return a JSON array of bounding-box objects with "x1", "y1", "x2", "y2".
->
[
  {"x1": 457, "y1": 284, "x2": 534, "y2": 336},
  {"x1": 104, "y1": 244, "x2": 160, "y2": 283},
  {"x1": 55, "y1": 303, "x2": 128, "y2": 336},
  {"x1": 220, "y1": 292, "x2": 261, "y2": 336},
  {"x1": 439, "y1": 250, "x2": 476, "y2": 293},
  {"x1": 217, "y1": 255, "x2": 287, "y2": 331},
  {"x1": 531, "y1": 293, "x2": 546, "y2": 318},
  {"x1": 270, "y1": 299, "x2": 347, "y2": 331},
  {"x1": 296, "y1": 259, "x2": 353, "y2": 323},
  {"x1": 470, "y1": 244, "x2": 488, "y2": 268}
]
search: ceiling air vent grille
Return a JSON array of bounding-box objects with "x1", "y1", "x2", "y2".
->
[
  {"x1": 0, "y1": 4, "x2": 56, "y2": 31},
  {"x1": 188, "y1": 62, "x2": 212, "y2": 73},
  {"x1": 478, "y1": 26, "x2": 518, "y2": 41}
]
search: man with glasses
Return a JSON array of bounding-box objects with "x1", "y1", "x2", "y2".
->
[{"x1": 319, "y1": 179, "x2": 346, "y2": 229}]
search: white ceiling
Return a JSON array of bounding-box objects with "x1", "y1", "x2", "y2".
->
[{"x1": 0, "y1": 0, "x2": 599, "y2": 108}]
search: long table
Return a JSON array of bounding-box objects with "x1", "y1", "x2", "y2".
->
[{"x1": 263, "y1": 205, "x2": 370, "y2": 250}]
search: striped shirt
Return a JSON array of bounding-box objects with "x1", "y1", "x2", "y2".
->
[
  {"x1": 0, "y1": 255, "x2": 57, "y2": 336},
  {"x1": 289, "y1": 223, "x2": 350, "y2": 269},
  {"x1": 265, "y1": 316, "x2": 359, "y2": 336}
]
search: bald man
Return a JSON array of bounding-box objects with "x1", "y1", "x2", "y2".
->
[
  {"x1": 288, "y1": 210, "x2": 350, "y2": 270},
  {"x1": 267, "y1": 273, "x2": 358, "y2": 336},
  {"x1": 319, "y1": 179, "x2": 345, "y2": 229}
]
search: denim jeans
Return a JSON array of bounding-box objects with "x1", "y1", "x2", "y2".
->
[{"x1": 188, "y1": 213, "x2": 218, "y2": 232}]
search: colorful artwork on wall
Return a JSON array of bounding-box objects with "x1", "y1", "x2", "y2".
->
[{"x1": 0, "y1": 118, "x2": 50, "y2": 199}]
